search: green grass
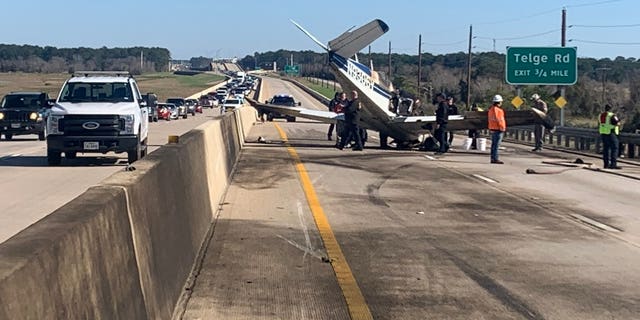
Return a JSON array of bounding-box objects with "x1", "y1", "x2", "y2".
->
[
  {"x1": 137, "y1": 72, "x2": 225, "y2": 87},
  {"x1": 297, "y1": 78, "x2": 339, "y2": 99},
  {"x1": 175, "y1": 73, "x2": 226, "y2": 87}
]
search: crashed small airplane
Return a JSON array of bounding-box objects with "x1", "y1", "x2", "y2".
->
[{"x1": 248, "y1": 19, "x2": 553, "y2": 148}]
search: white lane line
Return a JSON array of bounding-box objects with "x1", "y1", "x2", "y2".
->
[
  {"x1": 570, "y1": 214, "x2": 621, "y2": 232},
  {"x1": 472, "y1": 174, "x2": 498, "y2": 184},
  {"x1": 424, "y1": 155, "x2": 436, "y2": 161}
]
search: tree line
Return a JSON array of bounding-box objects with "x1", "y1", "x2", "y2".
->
[
  {"x1": 239, "y1": 50, "x2": 640, "y2": 130},
  {"x1": 0, "y1": 44, "x2": 170, "y2": 74}
]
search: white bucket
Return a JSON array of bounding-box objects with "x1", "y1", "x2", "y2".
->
[
  {"x1": 478, "y1": 138, "x2": 487, "y2": 151},
  {"x1": 462, "y1": 138, "x2": 473, "y2": 150}
]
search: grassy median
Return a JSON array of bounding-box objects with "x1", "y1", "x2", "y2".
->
[{"x1": 0, "y1": 72, "x2": 226, "y2": 102}]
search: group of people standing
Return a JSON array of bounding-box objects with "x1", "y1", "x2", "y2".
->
[
  {"x1": 325, "y1": 88, "x2": 623, "y2": 169},
  {"x1": 327, "y1": 90, "x2": 364, "y2": 151},
  {"x1": 482, "y1": 92, "x2": 622, "y2": 169}
]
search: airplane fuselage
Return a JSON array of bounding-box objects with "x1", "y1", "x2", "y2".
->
[{"x1": 329, "y1": 53, "x2": 423, "y2": 143}]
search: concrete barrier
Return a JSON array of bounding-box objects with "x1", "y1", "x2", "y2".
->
[
  {"x1": 0, "y1": 186, "x2": 147, "y2": 320},
  {"x1": 0, "y1": 106, "x2": 256, "y2": 319}
]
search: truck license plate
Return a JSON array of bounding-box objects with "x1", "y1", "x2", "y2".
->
[
  {"x1": 11, "y1": 123, "x2": 21, "y2": 128},
  {"x1": 83, "y1": 142, "x2": 99, "y2": 150}
]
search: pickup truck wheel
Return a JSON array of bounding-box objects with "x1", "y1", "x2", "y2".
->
[
  {"x1": 47, "y1": 150, "x2": 62, "y2": 165},
  {"x1": 140, "y1": 138, "x2": 148, "y2": 158},
  {"x1": 182, "y1": 114, "x2": 188, "y2": 119},
  {"x1": 4, "y1": 133, "x2": 13, "y2": 140},
  {"x1": 38, "y1": 132, "x2": 45, "y2": 141},
  {"x1": 128, "y1": 138, "x2": 142, "y2": 164}
]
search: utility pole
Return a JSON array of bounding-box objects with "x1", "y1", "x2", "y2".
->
[
  {"x1": 140, "y1": 50, "x2": 144, "y2": 71},
  {"x1": 388, "y1": 41, "x2": 392, "y2": 82},
  {"x1": 560, "y1": 7, "x2": 567, "y2": 126},
  {"x1": 418, "y1": 34, "x2": 422, "y2": 99},
  {"x1": 596, "y1": 66, "x2": 611, "y2": 105},
  {"x1": 466, "y1": 25, "x2": 473, "y2": 109}
]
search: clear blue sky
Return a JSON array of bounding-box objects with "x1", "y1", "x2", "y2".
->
[{"x1": 1, "y1": 0, "x2": 637, "y2": 60}]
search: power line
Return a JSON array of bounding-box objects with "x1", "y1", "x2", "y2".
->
[
  {"x1": 472, "y1": 0, "x2": 622, "y2": 26},
  {"x1": 565, "y1": 0, "x2": 622, "y2": 9},
  {"x1": 569, "y1": 23, "x2": 640, "y2": 28},
  {"x1": 422, "y1": 40, "x2": 467, "y2": 46},
  {"x1": 473, "y1": 8, "x2": 558, "y2": 25},
  {"x1": 569, "y1": 39, "x2": 640, "y2": 45},
  {"x1": 477, "y1": 29, "x2": 558, "y2": 41}
]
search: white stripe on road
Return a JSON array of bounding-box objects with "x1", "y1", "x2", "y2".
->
[
  {"x1": 423, "y1": 155, "x2": 436, "y2": 161},
  {"x1": 570, "y1": 214, "x2": 621, "y2": 232},
  {"x1": 472, "y1": 174, "x2": 498, "y2": 184}
]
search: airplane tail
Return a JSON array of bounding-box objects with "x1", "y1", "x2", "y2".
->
[
  {"x1": 329, "y1": 19, "x2": 389, "y2": 58},
  {"x1": 291, "y1": 19, "x2": 389, "y2": 58}
]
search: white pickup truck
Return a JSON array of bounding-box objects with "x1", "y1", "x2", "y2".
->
[{"x1": 46, "y1": 71, "x2": 149, "y2": 165}]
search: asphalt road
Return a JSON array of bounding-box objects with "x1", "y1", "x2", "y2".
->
[
  {"x1": 0, "y1": 106, "x2": 222, "y2": 244},
  {"x1": 182, "y1": 77, "x2": 640, "y2": 319}
]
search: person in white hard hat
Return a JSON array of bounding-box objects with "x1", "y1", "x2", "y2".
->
[
  {"x1": 530, "y1": 93, "x2": 548, "y2": 151},
  {"x1": 488, "y1": 94, "x2": 506, "y2": 164}
]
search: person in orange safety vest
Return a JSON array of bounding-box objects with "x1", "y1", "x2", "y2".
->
[{"x1": 488, "y1": 94, "x2": 506, "y2": 164}]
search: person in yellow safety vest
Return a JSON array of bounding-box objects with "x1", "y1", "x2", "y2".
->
[
  {"x1": 488, "y1": 94, "x2": 506, "y2": 164},
  {"x1": 599, "y1": 104, "x2": 621, "y2": 169}
]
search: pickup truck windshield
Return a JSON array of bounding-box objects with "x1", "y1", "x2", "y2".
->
[{"x1": 59, "y1": 82, "x2": 133, "y2": 103}]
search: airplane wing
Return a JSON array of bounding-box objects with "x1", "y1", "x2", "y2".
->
[
  {"x1": 247, "y1": 98, "x2": 343, "y2": 123},
  {"x1": 389, "y1": 109, "x2": 553, "y2": 132}
]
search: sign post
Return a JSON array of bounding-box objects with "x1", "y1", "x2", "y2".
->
[{"x1": 505, "y1": 47, "x2": 577, "y2": 85}]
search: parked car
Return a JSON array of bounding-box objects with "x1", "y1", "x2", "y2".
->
[
  {"x1": 221, "y1": 98, "x2": 243, "y2": 113},
  {"x1": 143, "y1": 93, "x2": 159, "y2": 122},
  {"x1": 156, "y1": 103, "x2": 173, "y2": 120},
  {"x1": 185, "y1": 99, "x2": 198, "y2": 115},
  {"x1": 166, "y1": 98, "x2": 187, "y2": 119}
]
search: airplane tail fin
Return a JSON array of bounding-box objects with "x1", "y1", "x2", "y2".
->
[
  {"x1": 329, "y1": 19, "x2": 389, "y2": 58},
  {"x1": 290, "y1": 19, "x2": 330, "y2": 51}
]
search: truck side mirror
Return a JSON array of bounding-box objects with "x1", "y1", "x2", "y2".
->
[
  {"x1": 139, "y1": 101, "x2": 147, "y2": 107},
  {"x1": 46, "y1": 99, "x2": 56, "y2": 108}
]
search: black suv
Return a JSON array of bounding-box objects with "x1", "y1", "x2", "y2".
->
[
  {"x1": 0, "y1": 92, "x2": 52, "y2": 140},
  {"x1": 265, "y1": 94, "x2": 300, "y2": 122}
]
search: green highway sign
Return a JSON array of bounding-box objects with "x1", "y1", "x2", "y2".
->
[
  {"x1": 284, "y1": 65, "x2": 299, "y2": 75},
  {"x1": 505, "y1": 47, "x2": 577, "y2": 85}
]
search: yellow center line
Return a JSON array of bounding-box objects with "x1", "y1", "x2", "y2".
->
[{"x1": 274, "y1": 123, "x2": 373, "y2": 320}]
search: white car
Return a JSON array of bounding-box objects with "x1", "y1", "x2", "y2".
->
[{"x1": 221, "y1": 98, "x2": 243, "y2": 113}]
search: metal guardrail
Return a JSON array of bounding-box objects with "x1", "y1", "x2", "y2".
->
[{"x1": 500, "y1": 125, "x2": 640, "y2": 159}]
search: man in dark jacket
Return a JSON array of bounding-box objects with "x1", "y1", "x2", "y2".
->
[
  {"x1": 447, "y1": 96, "x2": 459, "y2": 146},
  {"x1": 434, "y1": 93, "x2": 449, "y2": 154},
  {"x1": 337, "y1": 90, "x2": 363, "y2": 151},
  {"x1": 327, "y1": 92, "x2": 340, "y2": 141}
]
